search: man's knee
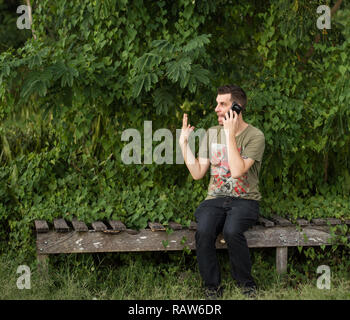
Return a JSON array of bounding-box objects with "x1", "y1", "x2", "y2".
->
[
  {"x1": 195, "y1": 218, "x2": 219, "y2": 248},
  {"x1": 195, "y1": 224, "x2": 217, "y2": 242},
  {"x1": 222, "y1": 227, "x2": 244, "y2": 243}
]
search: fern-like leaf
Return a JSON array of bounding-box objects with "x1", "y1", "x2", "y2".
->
[{"x1": 182, "y1": 34, "x2": 211, "y2": 53}]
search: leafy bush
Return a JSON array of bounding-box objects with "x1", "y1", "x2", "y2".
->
[{"x1": 0, "y1": 0, "x2": 349, "y2": 255}]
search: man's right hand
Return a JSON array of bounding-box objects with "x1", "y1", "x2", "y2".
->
[
  {"x1": 179, "y1": 113, "x2": 210, "y2": 180},
  {"x1": 179, "y1": 113, "x2": 195, "y2": 146}
]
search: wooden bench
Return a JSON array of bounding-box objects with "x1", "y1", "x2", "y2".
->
[{"x1": 34, "y1": 216, "x2": 350, "y2": 274}]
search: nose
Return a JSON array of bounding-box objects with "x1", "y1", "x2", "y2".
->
[{"x1": 215, "y1": 104, "x2": 220, "y2": 112}]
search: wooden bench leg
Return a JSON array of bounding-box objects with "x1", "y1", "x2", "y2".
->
[
  {"x1": 37, "y1": 254, "x2": 49, "y2": 275},
  {"x1": 276, "y1": 247, "x2": 288, "y2": 274}
]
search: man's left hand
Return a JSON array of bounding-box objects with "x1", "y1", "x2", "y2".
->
[{"x1": 223, "y1": 109, "x2": 239, "y2": 138}]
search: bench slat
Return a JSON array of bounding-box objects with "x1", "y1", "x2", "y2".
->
[
  {"x1": 168, "y1": 221, "x2": 183, "y2": 230},
  {"x1": 53, "y1": 219, "x2": 70, "y2": 232},
  {"x1": 126, "y1": 229, "x2": 140, "y2": 235},
  {"x1": 311, "y1": 218, "x2": 326, "y2": 225},
  {"x1": 271, "y1": 215, "x2": 293, "y2": 226},
  {"x1": 258, "y1": 217, "x2": 274, "y2": 227},
  {"x1": 312, "y1": 218, "x2": 342, "y2": 226},
  {"x1": 148, "y1": 222, "x2": 166, "y2": 232},
  {"x1": 71, "y1": 219, "x2": 88, "y2": 232},
  {"x1": 108, "y1": 220, "x2": 126, "y2": 231},
  {"x1": 34, "y1": 220, "x2": 49, "y2": 233},
  {"x1": 296, "y1": 219, "x2": 309, "y2": 226},
  {"x1": 91, "y1": 221, "x2": 107, "y2": 232},
  {"x1": 326, "y1": 218, "x2": 342, "y2": 225}
]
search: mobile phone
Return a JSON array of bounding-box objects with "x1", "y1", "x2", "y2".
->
[{"x1": 230, "y1": 101, "x2": 242, "y2": 115}]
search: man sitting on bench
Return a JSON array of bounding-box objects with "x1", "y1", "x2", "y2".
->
[{"x1": 179, "y1": 85, "x2": 265, "y2": 299}]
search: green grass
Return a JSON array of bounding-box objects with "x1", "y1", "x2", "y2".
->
[{"x1": 1, "y1": 248, "x2": 350, "y2": 300}]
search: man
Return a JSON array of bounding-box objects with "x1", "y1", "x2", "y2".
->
[{"x1": 179, "y1": 85, "x2": 265, "y2": 299}]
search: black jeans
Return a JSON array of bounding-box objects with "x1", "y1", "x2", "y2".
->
[{"x1": 194, "y1": 196, "x2": 259, "y2": 289}]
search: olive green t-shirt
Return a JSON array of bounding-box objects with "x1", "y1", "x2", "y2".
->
[{"x1": 198, "y1": 124, "x2": 265, "y2": 201}]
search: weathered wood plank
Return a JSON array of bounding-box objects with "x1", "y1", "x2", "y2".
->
[
  {"x1": 36, "y1": 226, "x2": 337, "y2": 254},
  {"x1": 311, "y1": 218, "x2": 342, "y2": 226},
  {"x1": 168, "y1": 222, "x2": 183, "y2": 230},
  {"x1": 311, "y1": 218, "x2": 326, "y2": 225},
  {"x1": 258, "y1": 217, "x2": 274, "y2": 227},
  {"x1": 103, "y1": 221, "x2": 126, "y2": 234},
  {"x1": 270, "y1": 215, "x2": 293, "y2": 226},
  {"x1": 71, "y1": 219, "x2": 88, "y2": 232},
  {"x1": 296, "y1": 219, "x2": 309, "y2": 226},
  {"x1": 148, "y1": 222, "x2": 166, "y2": 232},
  {"x1": 108, "y1": 220, "x2": 126, "y2": 231},
  {"x1": 53, "y1": 219, "x2": 70, "y2": 232},
  {"x1": 325, "y1": 218, "x2": 342, "y2": 225},
  {"x1": 34, "y1": 220, "x2": 49, "y2": 233},
  {"x1": 126, "y1": 229, "x2": 140, "y2": 235},
  {"x1": 216, "y1": 226, "x2": 337, "y2": 248},
  {"x1": 276, "y1": 247, "x2": 288, "y2": 274},
  {"x1": 91, "y1": 221, "x2": 107, "y2": 231}
]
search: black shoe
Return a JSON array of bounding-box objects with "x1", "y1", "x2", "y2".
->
[
  {"x1": 242, "y1": 286, "x2": 257, "y2": 298},
  {"x1": 204, "y1": 286, "x2": 224, "y2": 300}
]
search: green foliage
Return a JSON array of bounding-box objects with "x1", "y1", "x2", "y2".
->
[
  {"x1": 260, "y1": 195, "x2": 350, "y2": 221},
  {"x1": 0, "y1": 0, "x2": 349, "y2": 256}
]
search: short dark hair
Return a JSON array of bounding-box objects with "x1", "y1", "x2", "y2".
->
[{"x1": 217, "y1": 85, "x2": 247, "y2": 110}]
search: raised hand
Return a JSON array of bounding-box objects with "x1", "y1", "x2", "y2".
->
[{"x1": 179, "y1": 113, "x2": 195, "y2": 146}]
